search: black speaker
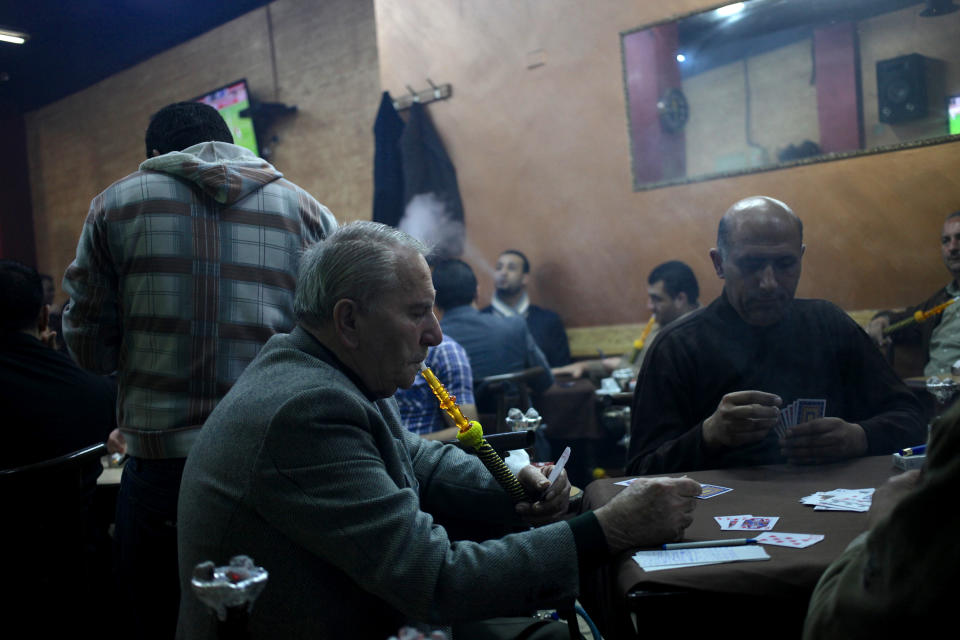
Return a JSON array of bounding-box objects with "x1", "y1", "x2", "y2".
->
[{"x1": 877, "y1": 54, "x2": 928, "y2": 124}]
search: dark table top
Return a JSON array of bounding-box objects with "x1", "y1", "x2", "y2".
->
[{"x1": 582, "y1": 455, "x2": 900, "y2": 600}]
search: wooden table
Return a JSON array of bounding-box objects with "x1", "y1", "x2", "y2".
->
[{"x1": 578, "y1": 456, "x2": 900, "y2": 639}]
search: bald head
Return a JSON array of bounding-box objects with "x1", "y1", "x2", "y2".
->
[
  {"x1": 710, "y1": 196, "x2": 805, "y2": 326},
  {"x1": 717, "y1": 196, "x2": 803, "y2": 260}
]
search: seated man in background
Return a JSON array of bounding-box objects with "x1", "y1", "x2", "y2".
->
[
  {"x1": 0, "y1": 259, "x2": 116, "y2": 470},
  {"x1": 434, "y1": 258, "x2": 554, "y2": 408},
  {"x1": 554, "y1": 260, "x2": 699, "y2": 380},
  {"x1": 803, "y1": 399, "x2": 957, "y2": 638},
  {"x1": 176, "y1": 221, "x2": 701, "y2": 639},
  {"x1": 39, "y1": 272, "x2": 68, "y2": 353},
  {"x1": 394, "y1": 331, "x2": 477, "y2": 440},
  {"x1": 482, "y1": 249, "x2": 571, "y2": 367},
  {"x1": 1, "y1": 260, "x2": 118, "y2": 635},
  {"x1": 867, "y1": 210, "x2": 960, "y2": 377},
  {"x1": 626, "y1": 196, "x2": 925, "y2": 475}
]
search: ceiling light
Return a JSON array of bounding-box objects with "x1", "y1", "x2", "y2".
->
[
  {"x1": 0, "y1": 28, "x2": 29, "y2": 45},
  {"x1": 716, "y1": 3, "x2": 745, "y2": 18},
  {"x1": 677, "y1": 53, "x2": 687, "y2": 62}
]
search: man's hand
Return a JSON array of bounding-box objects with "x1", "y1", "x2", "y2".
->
[
  {"x1": 553, "y1": 361, "x2": 588, "y2": 379},
  {"x1": 515, "y1": 464, "x2": 571, "y2": 526},
  {"x1": 867, "y1": 469, "x2": 921, "y2": 528},
  {"x1": 39, "y1": 327, "x2": 58, "y2": 349},
  {"x1": 866, "y1": 317, "x2": 892, "y2": 349},
  {"x1": 106, "y1": 428, "x2": 126, "y2": 455},
  {"x1": 780, "y1": 418, "x2": 867, "y2": 464},
  {"x1": 593, "y1": 476, "x2": 700, "y2": 553},
  {"x1": 702, "y1": 391, "x2": 781, "y2": 450}
]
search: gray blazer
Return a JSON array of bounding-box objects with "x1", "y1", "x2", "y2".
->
[{"x1": 176, "y1": 326, "x2": 578, "y2": 639}]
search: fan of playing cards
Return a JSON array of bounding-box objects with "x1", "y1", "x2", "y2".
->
[
  {"x1": 775, "y1": 398, "x2": 826, "y2": 437},
  {"x1": 800, "y1": 488, "x2": 874, "y2": 512}
]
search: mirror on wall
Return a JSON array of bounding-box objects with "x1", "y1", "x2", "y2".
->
[{"x1": 621, "y1": 0, "x2": 960, "y2": 190}]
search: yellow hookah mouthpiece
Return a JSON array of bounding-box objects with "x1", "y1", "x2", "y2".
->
[{"x1": 419, "y1": 364, "x2": 471, "y2": 432}]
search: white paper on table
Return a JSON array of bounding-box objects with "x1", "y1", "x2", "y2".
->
[
  {"x1": 504, "y1": 448, "x2": 530, "y2": 476},
  {"x1": 632, "y1": 545, "x2": 770, "y2": 571}
]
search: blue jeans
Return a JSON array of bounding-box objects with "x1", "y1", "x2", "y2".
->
[{"x1": 114, "y1": 457, "x2": 186, "y2": 640}]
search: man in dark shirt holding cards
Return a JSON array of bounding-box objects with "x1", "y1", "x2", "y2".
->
[{"x1": 626, "y1": 196, "x2": 926, "y2": 475}]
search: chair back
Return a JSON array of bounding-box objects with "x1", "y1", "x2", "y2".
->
[{"x1": 1, "y1": 443, "x2": 108, "y2": 626}]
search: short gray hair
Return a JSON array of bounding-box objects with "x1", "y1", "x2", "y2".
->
[{"x1": 294, "y1": 221, "x2": 428, "y2": 326}]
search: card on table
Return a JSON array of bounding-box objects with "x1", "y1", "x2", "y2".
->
[
  {"x1": 613, "y1": 480, "x2": 734, "y2": 500},
  {"x1": 754, "y1": 532, "x2": 824, "y2": 548},
  {"x1": 698, "y1": 483, "x2": 733, "y2": 499},
  {"x1": 715, "y1": 515, "x2": 779, "y2": 531},
  {"x1": 801, "y1": 488, "x2": 874, "y2": 512},
  {"x1": 714, "y1": 515, "x2": 751, "y2": 528}
]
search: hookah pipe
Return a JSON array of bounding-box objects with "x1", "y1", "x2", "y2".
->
[
  {"x1": 883, "y1": 297, "x2": 958, "y2": 336},
  {"x1": 626, "y1": 315, "x2": 656, "y2": 362},
  {"x1": 419, "y1": 364, "x2": 535, "y2": 503},
  {"x1": 420, "y1": 365, "x2": 584, "y2": 637}
]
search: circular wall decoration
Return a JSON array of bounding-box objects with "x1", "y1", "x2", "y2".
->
[{"x1": 657, "y1": 87, "x2": 689, "y2": 133}]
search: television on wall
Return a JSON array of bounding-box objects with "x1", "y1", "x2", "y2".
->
[
  {"x1": 949, "y1": 94, "x2": 960, "y2": 136},
  {"x1": 194, "y1": 79, "x2": 260, "y2": 157}
]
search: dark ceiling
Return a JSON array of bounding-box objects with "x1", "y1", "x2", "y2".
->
[{"x1": 0, "y1": 0, "x2": 272, "y2": 115}]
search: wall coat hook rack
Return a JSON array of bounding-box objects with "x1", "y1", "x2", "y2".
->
[{"x1": 392, "y1": 78, "x2": 452, "y2": 111}]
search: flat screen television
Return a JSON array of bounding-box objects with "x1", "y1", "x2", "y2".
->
[
  {"x1": 194, "y1": 79, "x2": 260, "y2": 156},
  {"x1": 949, "y1": 94, "x2": 960, "y2": 136}
]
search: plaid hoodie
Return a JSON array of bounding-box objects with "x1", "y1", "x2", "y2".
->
[{"x1": 63, "y1": 142, "x2": 337, "y2": 458}]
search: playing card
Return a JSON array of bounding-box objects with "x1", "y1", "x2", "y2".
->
[
  {"x1": 754, "y1": 532, "x2": 824, "y2": 548},
  {"x1": 725, "y1": 516, "x2": 779, "y2": 531},
  {"x1": 714, "y1": 514, "x2": 753, "y2": 530},
  {"x1": 800, "y1": 488, "x2": 874, "y2": 512},
  {"x1": 547, "y1": 447, "x2": 571, "y2": 486},
  {"x1": 796, "y1": 399, "x2": 826, "y2": 424},
  {"x1": 698, "y1": 483, "x2": 733, "y2": 499}
]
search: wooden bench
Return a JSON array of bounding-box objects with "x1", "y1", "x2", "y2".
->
[{"x1": 566, "y1": 309, "x2": 886, "y2": 360}]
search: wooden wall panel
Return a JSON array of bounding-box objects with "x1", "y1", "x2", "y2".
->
[
  {"x1": 25, "y1": 0, "x2": 378, "y2": 308},
  {"x1": 375, "y1": 0, "x2": 960, "y2": 327}
]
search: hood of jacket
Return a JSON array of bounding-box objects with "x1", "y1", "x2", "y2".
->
[{"x1": 138, "y1": 141, "x2": 283, "y2": 205}]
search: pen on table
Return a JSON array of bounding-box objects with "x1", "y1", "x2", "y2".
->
[
  {"x1": 662, "y1": 538, "x2": 757, "y2": 550},
  {"x1": 899, "y1": 444, "x2": 926, "y2": 457}
]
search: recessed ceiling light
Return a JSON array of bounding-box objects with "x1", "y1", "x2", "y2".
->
[
  {"x1": 0, "y1": 28, "x2": 29, "y2": 45},
  {"x1": 716, "y1": 3, "x2": 745, "y2": 18}
]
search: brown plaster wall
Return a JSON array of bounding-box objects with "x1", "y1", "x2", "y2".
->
[
  {"x1": 25, "y1": 0, "x2": 378, "y2": 308},
  {"x1": 374, "y1": 0, "x2": 960, "y2": 327}
]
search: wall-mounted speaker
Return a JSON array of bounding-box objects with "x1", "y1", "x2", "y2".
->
[{"x1": 876, "y1": 54, "x2": 928, "y2": 124}]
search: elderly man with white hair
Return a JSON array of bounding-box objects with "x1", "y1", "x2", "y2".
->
[{"x1": 176, "y1": 221, "x2": 700, "y2": 640}]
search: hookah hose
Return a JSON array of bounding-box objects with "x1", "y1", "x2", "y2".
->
[
  {"x1": 883, "y1": 297, "x2": 958, "y2": 336},
  {"x1": 419, "y1": 364, "x2": 534, "y2": 503}
]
